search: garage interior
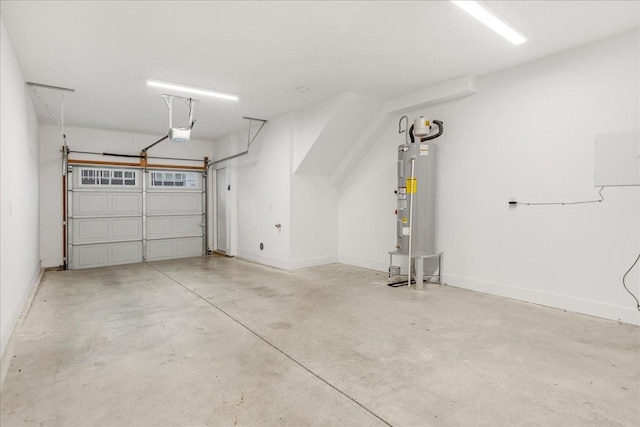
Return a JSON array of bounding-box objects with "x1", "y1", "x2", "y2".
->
[{"x1": 1, "y1": 2, "x2": 639, "y2": 426}]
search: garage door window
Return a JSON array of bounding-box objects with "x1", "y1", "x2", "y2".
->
[
  {"x1": 80, "y1": 168, "x2": 138, "y2": 187},
  {"x1": 150, "y1": 172, "x2": 198, "y2": 188}
]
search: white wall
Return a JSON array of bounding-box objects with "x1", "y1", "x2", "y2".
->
[
  {"x1": 216, "y1": 109, "x2": 341, "y2": 270},
  {"x1": 234, "y1": 114, "x2": 293, "y2": 269},
  {"x1": 338, "y1": 31, "x2": 640, "y2": 325},
  {"x1": 289, "y1": 174, "x2": 338, "y2": 269},
  {"x1": 39, "y1": 125, "x2": 213, "y2": 267},
  {"x1": 338, "y1": 120, "x2": 399, "y2": 271},
  {"x1": 293, "y1": 95, "x2": 341, "y2": 172},
  {"x1": 0, "y1": 19, "x2": 41, "y2": 356}
]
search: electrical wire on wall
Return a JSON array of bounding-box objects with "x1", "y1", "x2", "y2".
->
[
  {"x1": 509, "y1": 187, "x2": 605, "y2": 206},
  {"x1": 509, "y1": 186, "x2": 639, "y2": 312},
  {"x1": 622, "y1": 253, "x2": 640, "y2": 312}
]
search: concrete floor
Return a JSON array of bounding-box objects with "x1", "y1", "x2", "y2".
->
[{"x1": 1, "y1": 256, "x2": 638, "y2": 427}]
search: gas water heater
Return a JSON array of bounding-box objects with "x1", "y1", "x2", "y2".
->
[{"x1": 393, "y1": 116, "x2": 444, "y2": 283}]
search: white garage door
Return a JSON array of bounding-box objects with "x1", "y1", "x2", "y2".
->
[
  {"x1": 68, "y1": 166, "x2": 205, "y2": 269},
  {"x1": 68, "y1": 166, "x2": 143, "y2": 269},
  {"x1": 145, "y1": 170, "x2": 205, "y2": 261}
]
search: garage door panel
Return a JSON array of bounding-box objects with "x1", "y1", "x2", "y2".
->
[
  {"x1": 175, "y1": 193, "x2": 202, "y2": 213},
  {"x1": 175, "y1": 216, "x2": 201, "y2": 234},
  {"x1": 176, "y1": 238, "x2": 203, "y2": 257},
  {"x1": 111, "y1": 242, "x2": 143, "y2": 263},
  {"x1": 74, "y1": 193, "x2": 109, "y2": 216},
  {"x1": 76, "y1": 219, "x2": 109, "y2": 241},
  {"x1": 146, "y1": 237, "x2": 202, "y2": 261},
  {"x1": 111, "y1": 193, "x2": 143, "y2": 214},
  {"x1": 72, "y1": 217, "x2": 142, "y2": 244},
  {"x1": 112, "y1": 218, "x2": 143, "y2": 239},
  {"x1": 147, "y1": 216, "x2": 202, "y2": 239},
  {"x1": 72, "y1": 241, "x2": 142, "y2": 269},
  {"x1": 147, "y1": 192, "x2": 202, "y2": 215},
  {"x1": 73, "y1": 244, "x2": 108, "y2": 268},
  {"x1": 73, "y1": 192, "x2": 142, "y2": 217},
  {"x1": 146, "y1": 240, "x2": 173, "y2": 261},
  {"x1": 147, "y1": 193, "x2": 174, "y2": 213},
  {"x1": 147, "y1": 217, "x2": 173, "y2": 237}
]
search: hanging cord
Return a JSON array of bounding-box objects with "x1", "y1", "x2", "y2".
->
[
  {"x1": 29, "y1": 86, "x2": 62, "y2": 126},
  {"x1": 622, "y1": 253, "x2": 640, "y2": 311},
  {"x1": 61, "y1": 90, "x2": 66, "y2": 150},
  {"x1": 514, "y1": 187, "x2": 605, "y2": 206}
]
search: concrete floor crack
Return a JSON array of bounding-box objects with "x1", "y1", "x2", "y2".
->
[{"x1": 145, "y1": 262, "x2": 394, "y2": 427}]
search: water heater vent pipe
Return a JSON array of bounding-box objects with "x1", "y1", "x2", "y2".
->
[{"x1": 407, "y1": 156, "x2": 416, "y2": 288}]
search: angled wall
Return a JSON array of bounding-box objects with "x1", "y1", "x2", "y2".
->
[{"x1": 294, "y1": 93, "x2": 382, "y2": 176}]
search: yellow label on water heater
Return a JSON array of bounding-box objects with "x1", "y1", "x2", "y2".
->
[{"x1": 406, "y1": 178, "x2": 417, "y2": 193}]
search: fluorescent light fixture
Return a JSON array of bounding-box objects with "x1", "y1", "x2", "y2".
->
[
  {"x1": 451, "y1": 1, "x2": 527, "y2": 45},
  {"x1": 147, "y1": 80, "x2": 239, "y2": 101}
]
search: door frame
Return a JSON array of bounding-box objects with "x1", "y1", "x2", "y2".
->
[{"x1": 213, "y1": 162, "x2": 236, "y2": 256}]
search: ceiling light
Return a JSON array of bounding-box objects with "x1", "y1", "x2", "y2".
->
[
  {"x1": 147, "y1": 80, "x2": 239, "y2": 101},
  {"x1": 451, "y1": 1, "x2": 527, "y2": 45}
]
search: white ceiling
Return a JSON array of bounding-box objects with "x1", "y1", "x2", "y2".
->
[{"x1": 1, "y1": 1, "x2": 638, "y2": 141}]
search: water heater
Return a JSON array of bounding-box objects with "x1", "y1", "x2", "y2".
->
[{"x1": 394, "y1": 118, "x2": 444, "y2": 279}]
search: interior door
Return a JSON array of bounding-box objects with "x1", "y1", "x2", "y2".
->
[{"x1": 216, "y1": 167, "x2": 227, "y2": 253}]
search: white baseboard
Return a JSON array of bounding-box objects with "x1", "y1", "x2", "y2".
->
[
  {"x1": 236, "y1": 250, "x2": 339, "y2": 271},
  {"x1": 443, "y1": 274, "x2": 640, "y2": 326},
  {"x1": 337, "y1": 255, "x2": 388, "y2": 273},
  {"x1": 288, "y1": 255, "x2": 338, "y2": 270},
  {"x1": 236, "y1": 250, "x2": 291, "y2": 271}
]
